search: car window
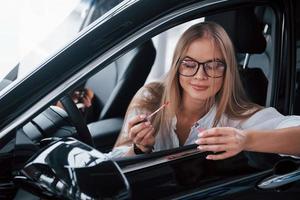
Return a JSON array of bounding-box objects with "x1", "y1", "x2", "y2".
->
[
  {"x1": 0, "y1": 0, "x2": 124, "y2": 94},
  {"x1": 2, "y1": 1, "x2": 299, "y2": 199},
  {"x1": 1, "y1": 3, "x2": 277, "y2": 158},
  {"x1": 84, "y1": 4, "x2": 276, "y2": 155}
]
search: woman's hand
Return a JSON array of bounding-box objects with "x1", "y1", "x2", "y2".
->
[
  {"x1": 72, "y1": 88, "x2": 94, "y2": 108},
  {"x1": 56, "y1": 88, "x2": 94, "y2": 110},
  {"x1": 128, "y1": 114, "x2": 155, "y2": 153},
  {"x1": 195, "y1": 127, "x2": 248, "y2": 160}
]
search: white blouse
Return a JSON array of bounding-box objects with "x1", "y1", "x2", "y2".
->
[
  {"x1": 109, "y1": 105, "x2": 300, "y2": 158},
  {"x1": 154, "y1": 106, "x2": 300, "y2": 151}
]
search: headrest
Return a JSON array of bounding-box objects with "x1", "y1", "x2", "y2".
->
[{"x1": 206, "y1": 6, "x2": 266, "y2": 54}]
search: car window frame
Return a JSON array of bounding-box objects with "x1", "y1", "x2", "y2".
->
[{"x1": 0, "y1": 0, "x2": 287, "y2": 151}]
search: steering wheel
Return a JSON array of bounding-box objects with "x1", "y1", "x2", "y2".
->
[{"x1": 60, "y1": 94, "x2": 94, "y2": 147}]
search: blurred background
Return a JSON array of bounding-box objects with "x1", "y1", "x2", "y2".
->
[{"x1": 0, "y1": 0, "x2": 89, "y2": 79}]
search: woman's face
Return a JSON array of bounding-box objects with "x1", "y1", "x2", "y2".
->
[{"x1": 179, "y1": 37, "x2": 225, "y2": 102}]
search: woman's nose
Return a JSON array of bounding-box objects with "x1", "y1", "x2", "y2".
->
[{"x1": 194, "y1": 65, "x2": 208, "y2": 79}]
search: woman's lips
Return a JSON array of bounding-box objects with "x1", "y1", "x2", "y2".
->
[{"x1": 190, "y1": 84, "x2": 209, "y2": 91}]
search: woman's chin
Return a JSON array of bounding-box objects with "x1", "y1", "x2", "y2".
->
[{"x1": 190, "y1": 93, "x2": 210, "y2": 102}]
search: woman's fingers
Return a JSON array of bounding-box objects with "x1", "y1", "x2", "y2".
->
[
  {"x1": 133, "y1": 126, "x2": 153, "y2": 144},
  {"x1": 197, "y1": 144, "x2": 229, "y2": 152},
  {"x1": 206, "y1": 151, "x2": 238, "y2": 160},
  {"x1": 134, "y1": 127, "x2": 155, "y2": 153},
  {"x1": 196, "y1": 127, "x2": 247, "y2": 160},
  {"x1": 127, "y1": 114, "x2": 156, "y2": 153},
  {"x1": 140, "y1": 128, "x2": 155, "y2": 147},
  {"x1": 129, "y1": 120, "x2": 151, "y2": 138},
  {"x1": 128, "y1": 114, "x2": 149, "y2": 137},
  {"x1": 195, "y1": 135, "x2": 233, "y2": 145},
  {"x1": 197, "y1": 143, "x2": 242, "y2": 160},
  {"x1": 128, "y1": 115, "x2": 147, "y2": 129},
  {"x1": 198, "y1": 127, "x2": 233, "y2": 138}
]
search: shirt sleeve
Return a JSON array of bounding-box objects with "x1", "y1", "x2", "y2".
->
[
  {"x1": 275, "y1": 115, "x2": 300, "y2": 129},
  {"x1": 239, "y1": 107, "x2": 300, "y2": 159},
  {"x1": 240, "y1": 107, "x2": 300, "y2": 130}
]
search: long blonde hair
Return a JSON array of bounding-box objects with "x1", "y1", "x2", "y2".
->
[
  {"x1": 116, "y1": 22, "x2": 261, "y2": 146},
  {"x1": 158, "y1": 21, "x2": 260, "y2": 131}
]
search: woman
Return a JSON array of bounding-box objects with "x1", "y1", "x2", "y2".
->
[{"x1": 113, "y1": 21, "x2": 300, "y2": 158}]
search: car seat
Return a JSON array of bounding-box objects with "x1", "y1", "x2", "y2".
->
[
  {"x1": 207, "y1": 8, "x2": 282, "y2": 167},
  {"x1": 206, "y1": 6, "x2": 268, "y2": 106},
  {"x1": 85, "y1": 40, "x2": 156, "y2": 121},
  {"x1": 85, "y1": 40, "x2": 156, "y2": 152}
]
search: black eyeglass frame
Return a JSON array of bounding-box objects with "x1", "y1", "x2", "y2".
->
[{"x1": 177, "y1": 57, "x2": 227, "y2": 78}]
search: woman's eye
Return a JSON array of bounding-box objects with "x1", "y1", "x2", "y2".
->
[
  {"x1": 205, "y1": 62, "x2": 219, "y2": 70},
  {"x1": 205, "y1": 63, "x2": 216, "y2": 70},
  {"x1": 182, "y1": 60, "x2": 197, "y2": 68}
]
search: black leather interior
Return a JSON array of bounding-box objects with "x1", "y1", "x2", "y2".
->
[
  {"x1": 88, "y1": 118, "x2": 123, "y2": 152},
  {"x1": 206, "y1": 7, "x2": 266, "y2": 54},
  {"x1": 86, "y1": 40, "x2": 156, "y2": 151},
  {"x1": 206, "y1": 6, "x2": 268, "y2": 106},
  {"x1": 99, "y1": 40, "x2": 156, "y2": 120},
  {"x1": 238, "y1": 68, "x2": 268, "y2": 106},
  {"x1": 86, "y1": 40, "x2": 156, "y2": 120}
]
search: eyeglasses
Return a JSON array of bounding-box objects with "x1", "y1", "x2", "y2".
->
[{"x1": 178, "y1": 57, "x2": 226, "y2": 78}]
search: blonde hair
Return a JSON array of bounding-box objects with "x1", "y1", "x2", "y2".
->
[{"x1": 115, "y1": 21, "x2": 261, "y2": 146}]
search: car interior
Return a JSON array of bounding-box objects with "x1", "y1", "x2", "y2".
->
[
  {"x1": 74, "y1": 5, "x2": 277, "y2": 153},
  {"x1": 16, "y1": 4, "x2": 278, "y2": 155},
  {"x1": 207, "y1": 6, "x2": 270, "y2": 106},
  {"x1": 3, "y1": 1, "x2": 300, "y2": 199}
]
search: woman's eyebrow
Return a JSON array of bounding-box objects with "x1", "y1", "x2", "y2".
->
[
  {"x1": 183, "y1": 56, "x2": 219, "y2": 63},
  {"x1": 214, "y1": 58, "x2": 224, "y2": 62},
  {"x1": 184, "y1": 56, "x2": 196, "y2": 60}
]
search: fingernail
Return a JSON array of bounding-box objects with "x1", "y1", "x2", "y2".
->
[
  {"x1": 206, "y1": 155, "x2": 212, "y2": 160},
  {"x1": 145, "y1": 121, "x2": 151, "y2": 125},
  {"x1": 140, "y1": 114, "x2": 146, "y2": 119},
  {"x1": 195, "y1": 139, "x2": 199, "y2": 144},
  {"x1": 197, "y1": 146, "x2": 202, "y2": 150},
  {"x1": 198, "y1": 132, "x2": 203, "y2": 137},
  {"x1": 198, "y1": 128, "x2": 205, "y2": 132}
]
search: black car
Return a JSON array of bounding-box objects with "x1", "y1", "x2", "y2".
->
[{"x1": 1, "y1": 0, "x2": 300, "y2": 199}]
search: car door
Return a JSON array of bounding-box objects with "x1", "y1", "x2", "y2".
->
[
  {"x1": 1, "y1": 0, "x2": 300, "y2": 199},
  {"x1": 92, "y1": 0, "x2": 300, "y2": 199}
]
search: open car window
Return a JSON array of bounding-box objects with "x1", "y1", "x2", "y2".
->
[
  {"x1": 9, "y1": 3, "x2": 278, "y2": 160},
  {"x1": 87, "y1": 4, "x2": 276, "y2": 152},
  {"x1": 1, "y1": 0, "x2": 300, "y2": 199},
  {"x1": 0, "y1": 1, "x2": 279, "y2": 159}
]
